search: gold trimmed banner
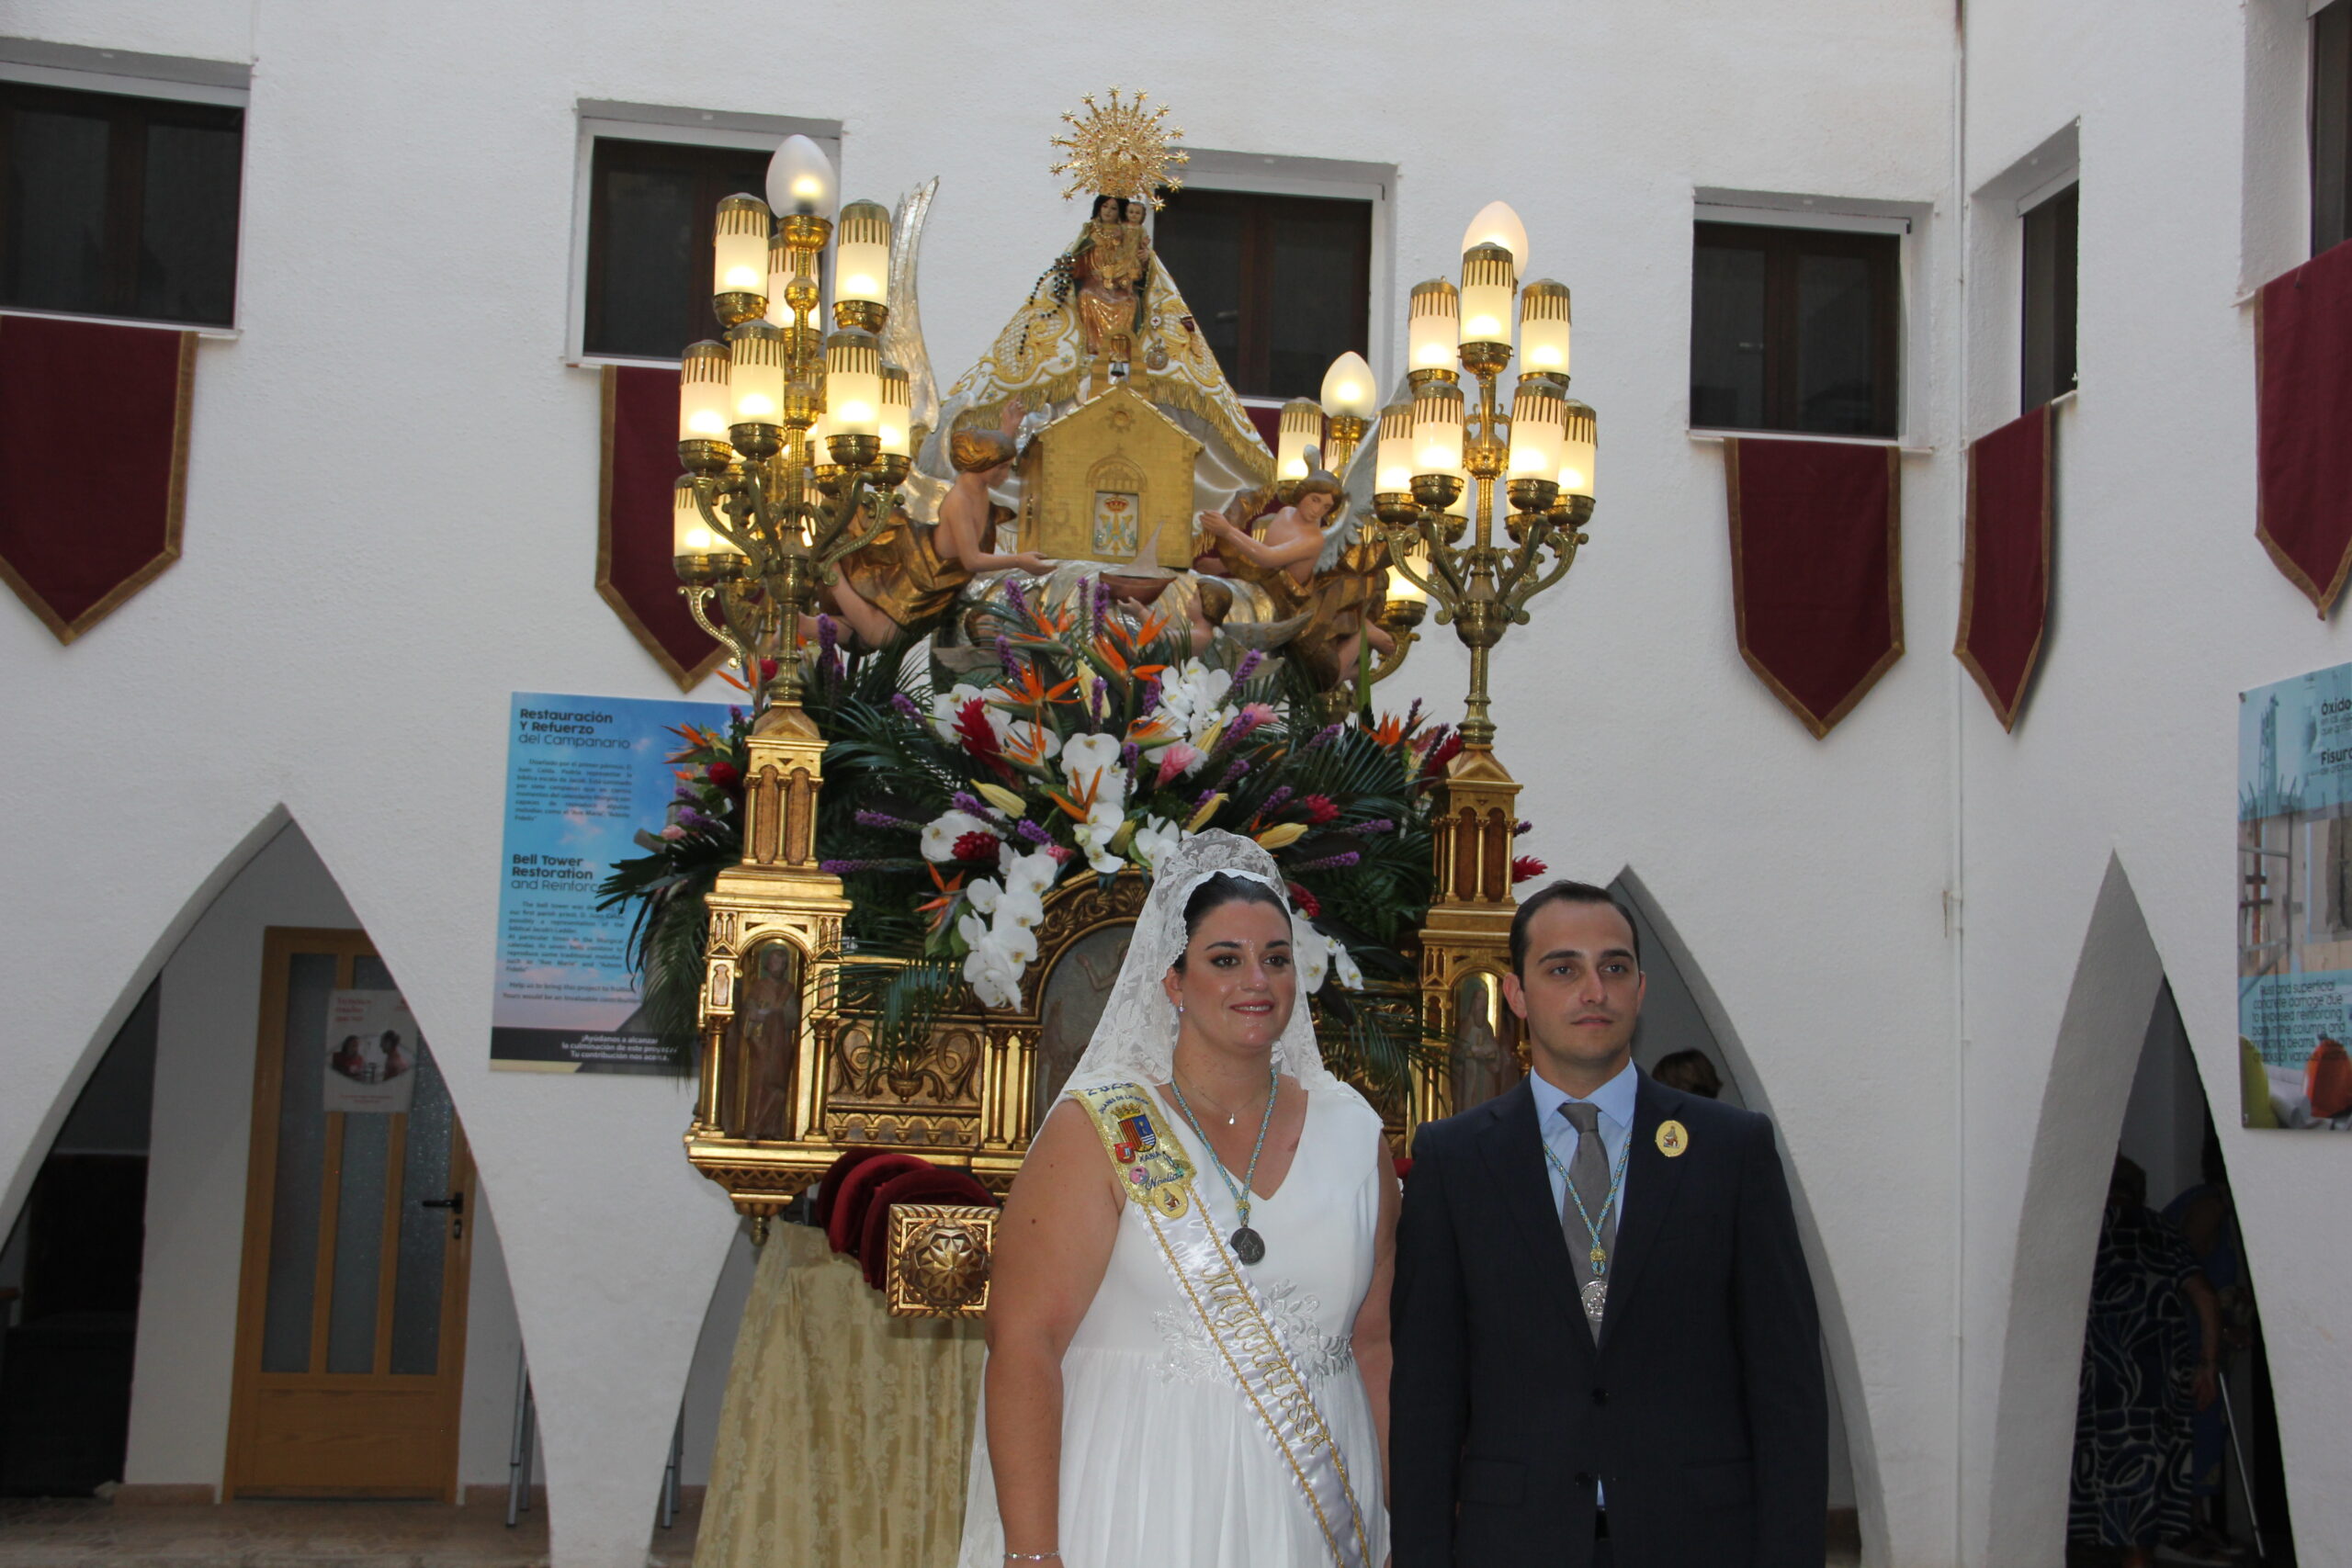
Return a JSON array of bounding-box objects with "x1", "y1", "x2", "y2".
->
[{"x1": 597, "y1": 365, "x2": 729, "y2": 691}]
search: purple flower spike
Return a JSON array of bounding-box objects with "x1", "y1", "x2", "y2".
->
[
  {"x1": 1119, "y1": 740, "x2": 1141, "y2": 768},
  {"x1": 998, "y1": 637, "x2": 1021, "y2": 679},
  {"x1": 890, "y1": 692, "x2": 922, "y2": 719},
  {"x1": 1004, "y1": 578, "x2": 1029, "y2": 619},
  {"x1": 855, "y1": 808, "x2": 919, "y2": 831},
  {"x1": 1138, "y1": 678, "x2": 1161, "y2": 716},
  {"x1": 1194, "y1": 784, "x2": 1219, "y2": 809},
  {"x1": 1234, "y1": 649, "x2": 1263, "y2": 683},
  {"x1": 1218, "y1": 757, "x2": 1251, "y2": 789},
  {"x1": 952, "y1": 791, "x2": 986, "y2": 816},
  {"x1": 1405, "y1": 698, "x2": 1422, "y2": 728},
  {"x1": 1301, "y1": 722, "x2": 1344, "y2": 753},
  {"x1": 729, "y1": 705, "x2": 746, "y2": 724},
  {"x1": 1343, "y1": 818, "x2": 1396, "y2": 836},
  {"x1": 1261, "y1": 785, "x2": 1294, "y2": 815},
  {"x1": 1292, "y1": 850, "x2": 1363, "y2": 873},
  {"x1": 818, "y1": 615, "x2": 838, "y2": 654},
  {"x1": 1017, "y1": 819, "x2": 1052, "y2": 846},
  {"x1": 676, "y1": 807, "x2": 712, "y2": 830},
  {"x1": 1515, "y1": 818, "x2": 1533, "y2": 836}
]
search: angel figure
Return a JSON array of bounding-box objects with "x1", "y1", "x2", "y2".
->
[
  {"x1": 817, "y1": 400, "x2": 1053, "y2": 649},
  {"x1": 1195, "y1": 452, "x2": 1395, "y2": 686}
]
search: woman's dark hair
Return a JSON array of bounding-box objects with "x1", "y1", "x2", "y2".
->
[
  {"x1": 1170, "y1": 873, "x2": 1288, "y2": 972},
  {"x1": 1092, "y1": 194, "x2": 1122, "y2": 220}
]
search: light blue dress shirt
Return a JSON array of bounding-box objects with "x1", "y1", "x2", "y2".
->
[
  {"x1": 1528, "y1": 1057, "x2": 1638, "y2": 1227},
  {"x1": 1528, "y1": 1058, "x2": 1639, "y2": 1509}
]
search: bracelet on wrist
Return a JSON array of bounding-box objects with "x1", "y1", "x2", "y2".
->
[{"x1": 1004, "y1": 1553, "x2": 1060, "y2": 1563}]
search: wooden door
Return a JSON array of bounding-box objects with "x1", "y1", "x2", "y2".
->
[{"x1": 223, "y1": 929, "x2": 475, "y2": 1498}]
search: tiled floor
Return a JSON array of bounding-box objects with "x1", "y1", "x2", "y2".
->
[{"x1": 0, "y1": 1497, "x2": 700, "y2": 1568}]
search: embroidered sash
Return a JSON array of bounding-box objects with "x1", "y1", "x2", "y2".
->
[{"x1": 1068, "y1": 1081, "x2": 1370, "y2": 1568}]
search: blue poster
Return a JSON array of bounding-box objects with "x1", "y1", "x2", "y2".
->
[
  {"x1": 2238, "y1": 662, "x2": 2352, "y2": 1128},
  {"x1": 492, "y1": 692, "x2": 729, "y2": 1074}
]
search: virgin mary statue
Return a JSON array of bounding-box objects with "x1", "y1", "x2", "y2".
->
[{"x1": 956, "y1": 830, "x2": 1397, "y2": 1568}]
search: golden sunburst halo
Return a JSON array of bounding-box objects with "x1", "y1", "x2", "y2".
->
[{"x1": 1047, "y1": 87, "x2": 1189, "y2": 209}]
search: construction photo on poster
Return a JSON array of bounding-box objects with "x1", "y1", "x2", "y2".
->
[
  {"x1": 492, "y1": 691, "x2": 729, "y2": 1074},
  {"x1": 2239, "y1": 661, "x2": 2352, "y2": 1128}
]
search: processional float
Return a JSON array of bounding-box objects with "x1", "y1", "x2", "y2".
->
[{"x1": 639, "y1": 93, "x2": 1600, "y2": 1317}]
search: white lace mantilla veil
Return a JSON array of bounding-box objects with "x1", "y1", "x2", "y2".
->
[{"x1": 1063, "y1": 829, "x2": 1340, "y2": 1098}]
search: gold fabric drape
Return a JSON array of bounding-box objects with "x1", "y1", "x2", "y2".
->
[{"x1": 695, "y1": 1222, "x2": 986, "y2": 1568}]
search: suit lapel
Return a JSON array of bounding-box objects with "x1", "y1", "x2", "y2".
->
[
  {"x1": 1599, "y1": 1072, "x2": 1689, "y2": 1349},
  {"x1": 1473, "y1": 1078, "x2": 1589, "y2": 1340}
]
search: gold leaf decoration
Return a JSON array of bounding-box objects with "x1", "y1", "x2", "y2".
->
[{"x1": 1047, "y1": 87, "x2": 1190, "y2": 209}]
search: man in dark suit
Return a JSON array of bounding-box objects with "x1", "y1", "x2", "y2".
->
[{"x1": 1391, "y1": 881, "x2": 1826, "y2": 1567}]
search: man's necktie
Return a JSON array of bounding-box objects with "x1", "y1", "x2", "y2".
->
[{"x1": 1560, "y1": 1100, "x2": 1617, "y2": 1337}]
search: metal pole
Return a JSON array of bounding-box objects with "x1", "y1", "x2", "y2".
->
[
  {"x1": 506, "y1": 1348, "x2": 536, "y2": 1529},
  {"x1": 659, "y1": 1410, "x2": 684, "y2": 1529},
  {"x1": 2214, "y1": 1369, "x2": 2267, "y2": 1561}
]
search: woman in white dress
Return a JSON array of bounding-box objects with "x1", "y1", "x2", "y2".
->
[{"x1": 959, "y1": 830, "x2": 1398, "y2": 1568}]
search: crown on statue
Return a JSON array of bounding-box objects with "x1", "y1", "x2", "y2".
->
[{"x1": 1048, "y1": 87, "x2": 1189, "y2": 209}]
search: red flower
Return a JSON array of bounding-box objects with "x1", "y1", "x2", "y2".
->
[
  {"x1": 759, "y1": 658, "x2": 780, "y2": 682},
  {"x1": 1393, "y1": 1154, "x2": 1414, "y2": 1180},
  {"x1": 1302, "y1": 794, "x2": 1340, "y2": 826},
  {"x1": 705, "y1": 761, "x2": 741, "y2": 791},
  {"x1": 1511, "y1": 855, "x2": 1548, "y2": 884},
  {"x1": 1286, "y1": 882, "x2": 1321, "y2": 919},
  {"x1": 952, "y1": 699, "x2": 1001, "y2": 761},
  {"x1": 1420, "y1": 729, "x2": 1464, "y2": 779},
  {"x1": 953, "y1": 830, "x2": 1001, "y2": 864}
]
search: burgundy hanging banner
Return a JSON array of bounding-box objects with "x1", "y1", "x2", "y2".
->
[
  {"x1": 0, "y1": 315, "x2": 194, "y2": 644},
  {"x1": 599, "y1": 365, "x2": 728, "y2": 690},
  {"x1": 1724, "y1": 437, "x2": 1904, "y2": 739},
  {"x1": 2256, "y1": 241, "x2": 2352, "y2": 616},
  {"x1": 1955, "y1": 403, "x2": 2053, "y2": 730}
]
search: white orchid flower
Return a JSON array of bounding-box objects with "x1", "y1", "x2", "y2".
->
[
  {"x1": 995, "y1": 885, "x2": 1046, "y2": 933},
  {"x1": 1292, "y1": 917, "x2": 1332, "y2": 993},
  {"x1": 1007, "y1": 851, "x2": 1059, "y2": 898},
  {"x1": 1330, "y1": 942, "x2": 1365, "y2": 991},
  {"x1": 957, "y1": 911, "x2": 989, "y2": 951},
  {"x1": 965, "y1": 878, "x2": 1001, "y2": 915},
  {"x1": 1132, "y1": 815, "x2": 1181, "y2": 872},
  {"x1": 964, "y1": 943, "x2": 1022, "y2": 1010},
  {"x1": 920, "y1": 809, "x2": 993, "y2": 863},
  {"x1": 991, "y1": 919, "x2": 1040, "y2": 967},
  {"x1": 1060, "y1": 730, "x2": 1123, "y2": 785}
]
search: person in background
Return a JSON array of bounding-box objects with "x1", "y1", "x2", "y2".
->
[
  {"x1": 2069, "y1": 1156, "x2": 2222, "y2": 1568},
  {"x1": 1649, "y1": 1048, "x2": 1722, "y2": 1100},
  {"x1": 2164, "y1": 1133, "x2": 2253, "y2": 1563}
]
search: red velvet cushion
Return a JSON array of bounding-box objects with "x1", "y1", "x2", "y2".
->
[
  {"x1": 858, "y1": 1168, "x2": 998, "y2": 1291},
  {"x1": 811, "y1": 1146, "x2": 895, "y2": 1233},
  {"x1": 823, "y1": 1154, "x2": 932, "y2": 1255}
]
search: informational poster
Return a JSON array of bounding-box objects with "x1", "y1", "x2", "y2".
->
[
  {"x1": 2238, "y1": 662, "x2": 2352, "y2": 1128},
  {"x1": 323, "y1": 989, "x2": 421, "y2": 1113},
  {"x1": 492, "y1": 692, "x2": 729, "y2": 1074}
]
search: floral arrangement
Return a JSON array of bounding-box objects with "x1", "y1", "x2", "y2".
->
[{"x1": 600, "y1": 593, "x2": 1543, "y2": 1097}]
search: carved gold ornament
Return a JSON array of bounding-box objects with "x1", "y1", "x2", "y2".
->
[
  {"x1": 1048, "y1": 88, "x2": 1189, "y2": 209},
  {"x1": 886, "y1": 1203, "x2": 998, "y2": 1317}
]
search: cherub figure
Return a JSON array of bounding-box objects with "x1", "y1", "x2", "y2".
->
[
  {"x1": 819, "y1": 400, "x2": 1053, "y2": 649},
  {"x1": 1195, "y1": 452, "x2": 1395, "y2": 685}
]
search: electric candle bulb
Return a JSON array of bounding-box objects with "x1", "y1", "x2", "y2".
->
[
  {"x1": 878, "y1": 363, "x2": 911, "y2": 457},
  {"x1": 1410, "y1": 379, "x2": 1465, "y2": 479},
  {"x1": 712, "y1": 194, "x2": 772, "y2": 296},
  {"x1": 1461, "y1": 200, "x2": 1529, "y2": 272},
  {"x1": 1408, "y1": 278, "x2": 1460, "y2": 373},
  {"x1": 1508, "y1": 377, "x2": 1567, "y2": 477},
  {"x1": 766, "y1": 134, "x2": 837, "y2": 220},
  {"x1": 1318, "y1": 351, "x2": 1377, "y2": 420},
  {"x1": 673, "y1": 479, "x2": 741, "y2": 558},
  {"x1": 1276, "y1": 399, "x2": 1323, "y2": 481},
  {"x1": 1374, "y1": 400, "x2": 1416, "y2": 493},
  {"x1": 1459, "y1": 243, "x2": 1518, "y2": 347},
  {"x1": 824, "y1": 329, "x2": 882, "y2": 437},
  {"x1": 1558, "y1": 398, "x2": 1598, "y2": 499},
  {"x1": 1520, "y1": 280, "x2": 1572, "y2": 377},
  {"x1": 834, "y1": 200, "x2": 891, "y2": 305},
  {"x1": 678, "y1": 341, "x2": 732, "y2": 443},
  {"x1": 728, "y1": 321, "x2": 787, "y2": 425}
]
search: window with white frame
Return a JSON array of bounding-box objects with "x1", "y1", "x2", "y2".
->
[
  {"x1": 0, "y1": 70, "x2": 243, "y2": 327},
  {"x1": 2316, "y1": 0, "x2": 2351, "y2": 254},
  {"x1": 2020, "y1": 182, "x2": 2079, "y2": 409},
  {"x1": 571, "y1": 105, "x2": 841, "y2": 364},
  {"x1": 1689, "y1": 218, "x2": 1902, "y2": 439},
  {"x1": 1152, "y1": 186, "x2": 1374, "y2": 401}
]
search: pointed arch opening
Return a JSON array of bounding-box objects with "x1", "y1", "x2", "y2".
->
[{"x1": 1606, "y1": 868, "x2": 1882, "y2": 1563}]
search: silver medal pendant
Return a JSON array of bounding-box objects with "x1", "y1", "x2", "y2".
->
[
  {"x1": 1230, "y1": 1225, "x2": 1265, "y2": 1265},
  {"x1": 1579, "y1": 1278, "x2": 1607, "y2": 1325}
]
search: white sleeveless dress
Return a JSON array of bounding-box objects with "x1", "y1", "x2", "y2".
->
[{"x1": 957, "y1": 1080, "x2": 1391, "y2": 1568}]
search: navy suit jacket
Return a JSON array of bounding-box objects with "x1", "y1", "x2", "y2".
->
[{"x1": 1390, "y1": 1070, "x2": 1826, "y2": 1568}]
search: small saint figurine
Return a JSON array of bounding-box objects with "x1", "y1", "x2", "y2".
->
[
  {"x1": 1066, "y1": 194, "x2": 1151, "y2": 393},
  {"x1": 1196, "y1": 452, "x2": 1395, "y2": 686},
  {"x1": 818, "y1": 400, "x2": 1053, "y2": 649}
]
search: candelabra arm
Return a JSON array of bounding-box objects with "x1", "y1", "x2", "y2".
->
[
  {"x1": 1378, "y1": 519, "x2": 1464, "y2": 621},
  {"x1": 1502, "y1": 529, "x2": 1582, "y2": 623},
  {"x1": 684, "y1": 583, "x2": 760, "y2": 689},
  {"x1": 691, "y1": 478, "x2": 762, "y2": 563},
  {"x1": 1363, "y1": 621, "x2": 1418, "y2": 685},
  {"x1": 815, "y1": 479, "x2": 888, "y2": 581}
]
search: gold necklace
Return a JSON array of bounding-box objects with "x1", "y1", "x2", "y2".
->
[{"x1": 1173, "y1": 1068, "x2": 1268, "y2": 1128}]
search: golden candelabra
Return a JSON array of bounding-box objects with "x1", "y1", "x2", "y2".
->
[
  {"x1": 672, "y1": 143, "x2": 913, "y2": 713},
  {"x1": 1371, "y1": 204, "x2": 1600, "y2": 1125}
]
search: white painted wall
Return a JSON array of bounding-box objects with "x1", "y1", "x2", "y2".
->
[{"x1": 9, "y1": 0, "x2": 2349, "y2": 1563}]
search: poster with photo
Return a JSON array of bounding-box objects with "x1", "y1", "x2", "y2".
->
[
  {"x1": 2238, "y1": 661, "x2": 2352, "y2": 1129},
  {"x1": 491, "y1": 691, "x2": 730, "y2": 1074},
  {"x1": 323, "y1": 988, "x2": 421, "y2": 1113}
]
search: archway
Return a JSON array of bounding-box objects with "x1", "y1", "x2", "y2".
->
[
  {"x1": 1609, "y1": 869, "x2": 1884, "y2": 1564},
  {"x1": 1984, "y1": 858, "x2": 2294, "y2": 1564},
  {"x1": 0, "y1": 813, "x2": 535, "y2": 1517}
]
